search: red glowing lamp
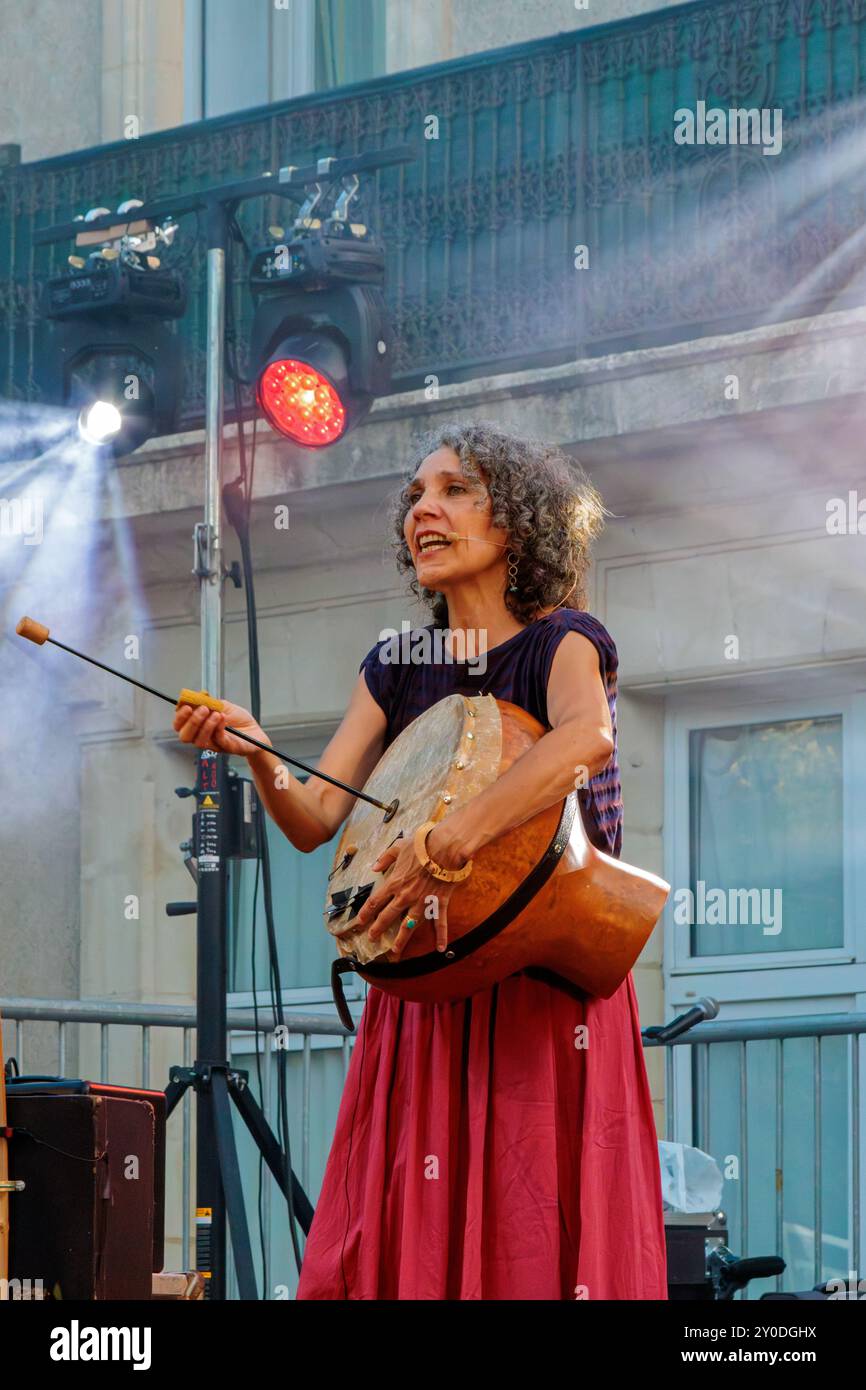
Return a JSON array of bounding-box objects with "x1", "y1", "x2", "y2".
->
[
  {"x1": 257, "y1": 358, "x2": 347, "y2": 447},
  {"x1": 250, "y1": 279, "x2": 390, "y2": 448}
]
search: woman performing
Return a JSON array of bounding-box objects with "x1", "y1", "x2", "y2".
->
[{"x1": 173, "y1": 422, "x2": 668, "y2": 1300}]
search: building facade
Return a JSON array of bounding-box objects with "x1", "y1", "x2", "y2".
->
[{"x1": 1, "y1": 0, "x2": 864, "y2": 1294}]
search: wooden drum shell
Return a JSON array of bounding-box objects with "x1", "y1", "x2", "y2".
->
[{"x1": 325, "y1": 696, "x2": 669, "y2": 1004}]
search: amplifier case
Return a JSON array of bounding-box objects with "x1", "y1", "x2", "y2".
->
[{"x1": 8, "y1": 1092, "x2": 158, "y2": 1300}]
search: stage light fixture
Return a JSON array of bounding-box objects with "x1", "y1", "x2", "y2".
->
[
  {"x1": 38, "y1": 200, "x2": 186, "y2": 458},
  {"x1": 78, "y1": 399, "x2": 122, "y2": 445},
  {"x1": 257, "y1": 353, "x2": 347, "y2": 447},
  {"x1": 62, "y1": 345, "x2": 165, "y2": 458},
  {"x1": 249, "y1": 179, "x2": 391, "y2": 448}
]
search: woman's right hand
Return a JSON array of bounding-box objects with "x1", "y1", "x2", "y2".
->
[{"x1": 173, "y1": 700, "x2": 271, "y2": 759}]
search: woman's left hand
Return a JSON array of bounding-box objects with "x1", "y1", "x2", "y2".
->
[{"x1": 352, "y1": 822, "x2": 469, "y2": 960}]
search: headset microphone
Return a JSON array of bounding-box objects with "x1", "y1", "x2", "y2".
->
[{"x1": 444, "y1": 532, "x2": 508, "y2": 548}]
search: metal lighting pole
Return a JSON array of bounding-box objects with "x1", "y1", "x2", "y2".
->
[
  {"x1": 201, "y1": 231, "x2": 226, "y2": 693},
  {"x1": 192, "y1": 211, "x2": 231, "y2": 1297}
]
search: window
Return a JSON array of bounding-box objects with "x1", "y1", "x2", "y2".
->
[
  {"x1": 664, "y1": 688, "x2": 866, "y2": 1295},
  {"x1": 185, "y1": 0, "x2": 387, "y2": 122},
  {"x1": 667, "y1": 692, "x2": 857, "y2": 977},
  {"x1": 688, "y1": 716, "x2": 843, "y2": 958},
  {"x1": 315, "y1": 0, "x2": 386, "y2": 91}
]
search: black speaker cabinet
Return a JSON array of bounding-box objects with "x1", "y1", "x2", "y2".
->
[{"x1": 7, "y1": 1081, "x2": 166, "y2": 1300}]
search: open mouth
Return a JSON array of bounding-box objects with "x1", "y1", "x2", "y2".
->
[{"x1": 415, "y1": 531, "x2": 452, "y2": 555}]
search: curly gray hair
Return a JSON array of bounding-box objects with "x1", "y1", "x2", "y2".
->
[{"x1": 389, "y1": 421, "x2": 606, "y2": 625}]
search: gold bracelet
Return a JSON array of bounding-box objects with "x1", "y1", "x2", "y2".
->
[{"x1": 413, "y1": 820, "x2": 474, "y2": 883}]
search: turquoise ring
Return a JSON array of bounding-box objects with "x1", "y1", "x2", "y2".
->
[{"x1": 404, "y1": 917, "x2": 417, "y2": 931}]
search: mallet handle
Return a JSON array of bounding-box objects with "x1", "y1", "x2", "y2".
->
[{"x1": 21, "y1": 629, "x2": 393, "y2": 815}]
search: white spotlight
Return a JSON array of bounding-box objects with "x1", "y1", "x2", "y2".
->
[{"x1": 78, "y1": 400, "x2": 123, "y2": 445}]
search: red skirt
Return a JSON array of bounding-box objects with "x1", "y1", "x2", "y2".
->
[{"x1": 296, "y1": 970, "x2": 667, "y2": 1300}]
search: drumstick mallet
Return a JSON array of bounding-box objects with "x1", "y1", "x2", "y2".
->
[{"x1": 15, "y1": 616, "x2": 397, "y2": 819}]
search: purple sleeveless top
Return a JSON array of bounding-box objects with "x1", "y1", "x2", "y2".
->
[{"x1": 359, "y1": 608, "x2": 623, "y2": 859}]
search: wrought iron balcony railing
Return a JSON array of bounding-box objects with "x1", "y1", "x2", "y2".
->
[{"x1": 1, "y1": 0, "x2": 865, "y2": 428}]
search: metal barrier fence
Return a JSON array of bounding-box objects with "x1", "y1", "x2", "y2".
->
[
  {"x1": 646, "y1": 1012, "x2": 866, "y2": 1294},
  {"x1": 2, "y1": 0, "x2": 866, "y2": 420},
  {"x1": 3, "y1": 998, "x2": 864, "y2": 1296},
  {"x1": 0, "y1": 996, "x2": 352, "y2": 1284}
]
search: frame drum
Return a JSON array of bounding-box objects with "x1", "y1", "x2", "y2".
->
[{"x1": 325, "y1": 693, "x2": 669, "y2": 1007}]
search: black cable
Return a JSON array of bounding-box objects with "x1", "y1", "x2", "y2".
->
[
  {"x1": 224, "y1": 211, "x2": 254, "y2": 390},
  {"x1": 163, "y1": 206, "x2": 203, "y2": 273},
  {"x1": 218, "y1": 229, "x2": 260, "y2": 1293},
  {"x1": 10, "y1": 1129, "x2": 109, "y2": 1165},
  {"x1": 229, "y1": 209, "x2": 253, "y2": 259},
  {"x1": 223, "y1": 220, "x2": 270, "y2": 1292},
  {"x1": 236, "y1": 397, "x2": 279, "y2": 1289},
  {"x1": 249, "y1": 847, "x2": 268, "y2": 1293},
  {"x1": 224, "y1": 223, "x2": 303, "y2": 1279}
]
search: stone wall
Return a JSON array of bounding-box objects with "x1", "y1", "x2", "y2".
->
[
  {"x1": 0, "y1": 0, "x2": 185, "y2": 161},
  {"x1": 387, "y1": 0, "x2": 691, "y2": 71}
]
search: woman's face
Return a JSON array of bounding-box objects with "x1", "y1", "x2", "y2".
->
[{"x1": 403, "y1": 446, "x2": 509, "y2": 591}]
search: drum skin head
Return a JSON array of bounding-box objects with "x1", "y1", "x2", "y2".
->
[{"x1": 325, "y1": 693, "x2": 502, "y2": 964}]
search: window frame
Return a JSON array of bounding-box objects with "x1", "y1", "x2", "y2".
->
[
  {"x1": 664, "y1": 689, "x2": 862, "y2": 987},
  {"x1": 663, "y1": 687, "x2": 866, "y2": 1276},
  {"x1": 184, "y1": 0, "x2": 316, "y2": 124}
]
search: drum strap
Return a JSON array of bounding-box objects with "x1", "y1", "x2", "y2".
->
[{"x1": 330, "y1": 793, "x2": 578, "y2": 1032}]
